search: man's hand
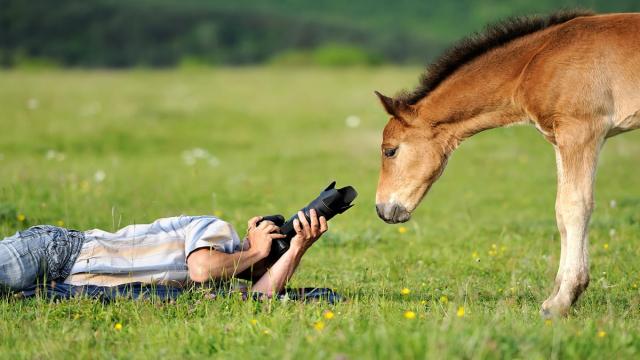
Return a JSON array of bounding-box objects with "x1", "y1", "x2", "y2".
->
[
  {"x1": 246, "y1": 216, "x2": 286, "y2": 259},
  {"x1": 251, "y1": 209, "x2": 328, "y2": 296},
  {"x1": 290, "y1": 209, "x2": 328, "y2": 252}
]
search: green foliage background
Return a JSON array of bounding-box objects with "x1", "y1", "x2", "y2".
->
[{"x1": 1, "y1": 0, "x2": 639, "y2": 67}]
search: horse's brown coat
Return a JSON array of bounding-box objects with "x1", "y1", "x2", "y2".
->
[{"x1": 375, "y1": 12, "x2": 640, "y2": 316}]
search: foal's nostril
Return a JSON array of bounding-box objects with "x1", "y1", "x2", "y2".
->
[
  {"x1": 394, "y1": 207, "x2": 411, "y2": 223},
  {"x1": 375, "y1": 204, "x2": 386, "y2": 219},
  {"x1": 377, "y1": 202, "x2": 411, "y2": 223}
]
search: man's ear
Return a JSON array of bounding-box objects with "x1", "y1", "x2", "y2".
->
[{"x1": 374, "y1": 91, "x2": 412, "y2": 119}]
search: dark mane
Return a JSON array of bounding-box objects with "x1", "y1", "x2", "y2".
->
[{"x1": 398, "y1": 9, "x2": 595, "y2": 105}]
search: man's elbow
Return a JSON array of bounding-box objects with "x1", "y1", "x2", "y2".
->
[
  {"x1": 187, "y1": 249, "x2": 225, "y2": 283},
  {"x1": 188, "y1": 260, "x2": 225, "y2": 283},
  {"x1": 188, "y1": 265, "x2": 211, "y2": 283}
]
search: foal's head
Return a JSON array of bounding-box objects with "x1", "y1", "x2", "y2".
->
[{"x1": 374, "y1": 91, "x2": 454, "y2": 223}]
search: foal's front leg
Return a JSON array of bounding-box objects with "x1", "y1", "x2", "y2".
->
[
  {"x1": 543, "y1": 147, "x2": 568, "y2": 305},
  {"x1": 541, "y1": 130, "x2": 603, "y2": 317}
]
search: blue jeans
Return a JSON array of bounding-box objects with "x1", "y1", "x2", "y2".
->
[{"x1": 0, "y1": 225, "x2": 84, "y2": 291}]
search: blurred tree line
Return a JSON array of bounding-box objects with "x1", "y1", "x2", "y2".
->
[{"x1": 1, "y1": 0, "x2": 638, "y2": 68}]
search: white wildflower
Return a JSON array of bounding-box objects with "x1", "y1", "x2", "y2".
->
[
  {"x1": 609, "y1": 200, "x2": 617, "y2": 208},
  {"x1": 27, "y1": 98, "x2": 39, "y2": 110},
  {"x1": 45, "y1": 150, "x2": 65, "y2": 161},
  {"x1": 345, "y1": 115, "x2": 361, "y2": 128},
  {"x1": 182, "y1": 152, "x2": 196, "y2": 166},
  {"x1": 94, "y1": 170, "x2": 106, "y2": 183},
  {"x1": 191, "y1": 147, "x2": 208, "y2": 158},
  {"x1": 182, "y1": 148, "x2": 219, "y2": 167}
]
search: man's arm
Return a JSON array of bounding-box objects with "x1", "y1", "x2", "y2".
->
[
  {"x1": 251, "y1": 210, "x2": 327, "y2": 296},
  {"x1": 187, "y1": 246, "x2": 265, "y2": 282},
  {"x1": 187, "y1": 217, "x2": 284, "y2": 283},
  {"x1": 250, "y1": 245, "x2": 305, "y2": 296}
]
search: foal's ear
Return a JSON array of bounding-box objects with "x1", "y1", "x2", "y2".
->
[{"x1": 374, "y1": 91, "x2": 412, "y2": 119}]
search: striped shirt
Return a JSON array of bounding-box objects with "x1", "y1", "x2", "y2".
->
[{"x1": 64, "y1": 215, "x2": 246, "y2": 287}]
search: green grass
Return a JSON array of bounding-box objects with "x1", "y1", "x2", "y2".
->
[{"x1": 0, "y1": 68, "x2": 639, "y2": 359}]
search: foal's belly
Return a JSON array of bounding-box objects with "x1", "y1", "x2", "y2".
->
[
  {"x1": 607, "y1": 109, "x2": 640, "y2": 138},
  {"x1": 619, "y1": 109, "x2": 640, "y2": 130},
  {"x1": 606, "y1": 72, "x2": 640, "y2": 137}
]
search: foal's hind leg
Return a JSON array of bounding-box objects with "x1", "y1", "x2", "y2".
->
[{"x1": 541, "y1": 120, "x2": 606, "y2": 317}]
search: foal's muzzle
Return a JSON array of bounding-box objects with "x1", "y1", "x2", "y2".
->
[{"x1": 376, "y1": 202, "x2": 411, "y2": 224}]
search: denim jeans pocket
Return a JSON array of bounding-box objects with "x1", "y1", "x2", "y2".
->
[
  {"x1": 14, "y1": 227, "x2": 52, "y2": 257},
  {"x1": 42, "y1": 227, "x2": 84, "y2": 280}
]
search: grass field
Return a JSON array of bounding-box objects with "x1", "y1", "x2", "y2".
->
[{"x1": 1, "y1": 68, "x2": 639, "y2": 359}]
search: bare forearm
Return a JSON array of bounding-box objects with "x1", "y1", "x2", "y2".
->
[
  {"x1": 188, "y1": 247, "x2": 265, "y2": 282},
  {"x1": 248, "y1": 209, "x2": 327, "y2": 295},
  {"x1": 251, "y1": 246, "x2": 306, "y2": 296}
]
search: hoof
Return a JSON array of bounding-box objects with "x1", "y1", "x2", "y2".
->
[
  {"x1": 540, "y1": 296, "x2": 571, "y2": 318},
  {"x1": 540, "y1": 307, "x2": 553, "y2": 320}
]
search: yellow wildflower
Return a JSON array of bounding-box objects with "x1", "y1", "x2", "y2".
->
[
  {"x1": 603, "y1": 243, "x2": 609, "y2": 250},
  {"x1": 250, "y1": 319, "x2": 258, "y2": 325},
  {"x1": 398, "y1": 226, "x2": 408, "y2": 234},
  {"x1": 323, "y1": 311, "x2": 335, "y2": 320},
  {"x1": 17, "y1": 214, "x2": 26, "y2": 222},
  {"x1": 403, "y1": 311, "x2": 416, "y2": 320},
  {"x1": 114, "y1": 323, "x2": 123, "y2": 331},
  {"x1": 400, "y1": 288, "x2": 411, "y2": 296},
  {"x1": 456, "y1": 306, "x2": 465, "y2": 318},
  {"x1": 597, "y1": 330, "x2": 606, "y2": 338},
  {"x1": 544, "y1": 319, "x2": 552, "y2": 327},
  {"x1": 263, "y1": 330, "x2": 270, "y2": 335},
  {"x1": 439, "y1": 295, "x2": 448, "y2": 305},
  {"x1": 313, "y1": 321, "x2": 325, "y2": 331},
  {"x1": 56, "y1": 220, "x2": 65, "y2": 227},
  {"x1": 472, "y1": 251, "x2": 479, "y2": 259},
  {"x1": 214, "y1": 210, "x2": 223, "y2": 217},
  {"x1": 633, "y1": 283, "x2": 638, "y2": 289}
]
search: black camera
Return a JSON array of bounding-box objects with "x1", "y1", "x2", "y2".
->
[{"x1": 257, "y1": 181, "x2": 358, "y2": 262}]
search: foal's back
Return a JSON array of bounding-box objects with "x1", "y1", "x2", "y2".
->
[{"x1": 519, "y1": 13, "x2": 640, "y2": 135}]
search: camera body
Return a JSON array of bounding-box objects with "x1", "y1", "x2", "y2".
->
[{"x1": 257, "y1": 181, "x2": 357, "y2": 263}]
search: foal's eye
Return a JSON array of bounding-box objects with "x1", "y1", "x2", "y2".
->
[{"x1": 383, "y1": 147, "x2": 398, "y2": 158}]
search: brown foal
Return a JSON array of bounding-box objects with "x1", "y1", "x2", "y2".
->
[{"x1": 374, "y1": 11, "x2": 640, "y2": 317}]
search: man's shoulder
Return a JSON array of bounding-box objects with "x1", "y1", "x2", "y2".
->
[{"x1": 176, "y1": 215, "x2": 233, "y2": 230}]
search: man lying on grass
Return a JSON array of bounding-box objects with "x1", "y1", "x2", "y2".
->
[{"x1": 0, "y1": 209, "x2": 327, "y2": 297}]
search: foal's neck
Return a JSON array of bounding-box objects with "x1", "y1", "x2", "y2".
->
[{"x1": 415, "y1": 39, "x2": 542, "y2": 143}]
